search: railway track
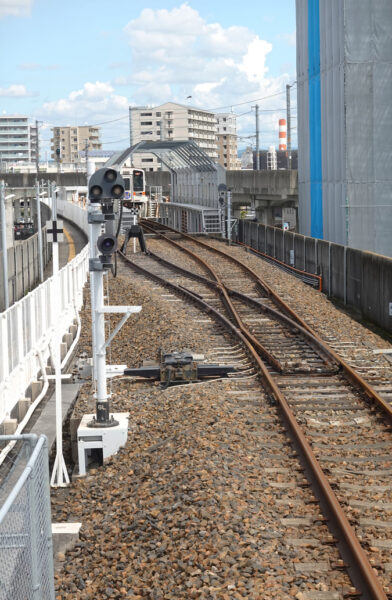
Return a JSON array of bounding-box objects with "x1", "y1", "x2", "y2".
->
[{"x1": 116, "y1": 221, "x2": 392, "y2": 599}]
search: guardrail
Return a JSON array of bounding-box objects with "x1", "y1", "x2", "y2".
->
[{"x1": 0, "y1": 434, "x2": 55, "y2": 600}]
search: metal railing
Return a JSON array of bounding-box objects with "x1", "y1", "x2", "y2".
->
[
  {"x1": 0, "y1": 434, "x2": 55, "y2": 600},
  {"x1": 0, "y1": 243, "x2": 89, "y2": 425}
]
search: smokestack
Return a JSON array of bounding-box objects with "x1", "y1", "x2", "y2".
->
[{"x1": 279, "y1": 119, "x2": 287, "y2": 151}]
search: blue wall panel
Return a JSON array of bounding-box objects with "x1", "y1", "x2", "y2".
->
[{"x1": 308, "y1": 0, "x2": 323, "y2": 239}]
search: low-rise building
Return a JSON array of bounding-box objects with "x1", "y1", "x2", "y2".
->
[{"x1": 51, "y1": 126, "x2": 101, "y2": 164}]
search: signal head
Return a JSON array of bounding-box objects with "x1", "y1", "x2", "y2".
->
[
  {"x1": 88, "y1": 167, "x2": 125, "y2": 202},
  {"x1": 97, "y1": 234, "x2": 117, "y2": 256}
]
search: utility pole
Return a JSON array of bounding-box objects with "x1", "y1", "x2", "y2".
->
[
  {"x1": 252, "y1": 105, "x2": 260, "y2": 170},
  {"x1": 85, "y1": 139, "x2": 89, "y2": 180},
  {"x1": 129, "y1": 107, "x2": 133, "y2": 148},
  {"x1": 286, "y1": 84, "x2": 292, "y2": 170},
  {"x1": 35, "y1": 120, "x2": 40, "y2": 175}
]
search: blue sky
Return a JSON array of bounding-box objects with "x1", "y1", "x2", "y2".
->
[{"x1": 0, "y1": 0, "x2": 297, "y2": 158}]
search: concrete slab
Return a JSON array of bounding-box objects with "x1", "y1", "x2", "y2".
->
[{"x1": 30, "y1": 383, "x2": 80, "y2": 451}]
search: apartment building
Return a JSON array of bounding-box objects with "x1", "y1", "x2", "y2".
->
[
  {"x1": 216, "y1": 113, "x2": 239, "y2": 170},
  {"x1": 0, "y1": 116, "x2": 37, "y2": 164},
  {"x1": 130, "y1": 102, "x2": 218, "y2": 170},
  {"x1": 51, "y1": 125, "x2": 101, "y2": 163}
]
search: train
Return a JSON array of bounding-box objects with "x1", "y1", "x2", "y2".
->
[{"x1": 122, "y1": 168, "x2": 147, "y2": 217}]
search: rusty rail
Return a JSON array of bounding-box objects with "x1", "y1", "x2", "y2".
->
[{"x1": 119, "y1": 245, "x2": 388, "y2": 599}]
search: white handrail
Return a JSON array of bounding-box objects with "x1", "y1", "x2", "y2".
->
[{"x1": 0, "y1": 241, "x2": 88, "y2": 424}]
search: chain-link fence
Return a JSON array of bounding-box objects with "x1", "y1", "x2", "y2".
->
[{"x1": 0, "y1": 434, "x2": 55, "y2": 600}]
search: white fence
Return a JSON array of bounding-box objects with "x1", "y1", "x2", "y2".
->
[{"x1": 0, "y1": 244, "x2": 88, "y2": 424}]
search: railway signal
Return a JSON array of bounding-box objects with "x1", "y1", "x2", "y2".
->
[
  {"x1": 88, "y1": 167, "x2": 125, "y2": 203},
  {"x1": 77, "y1": 167, "x2": 141, "y2": 476}
]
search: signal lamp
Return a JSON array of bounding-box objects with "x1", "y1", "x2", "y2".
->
[
  {"x1": 97, "y1": 234, "x2": 117, "y2": 256},
  {"x1": 104, "y1": 169, "x2": 117, "y2": 182},
  {"x1": 111, "y1": 184, "x2": 124, "y2": 198},
  {"x1": 90, "y1": 185, "x2": 103, "y2": 198}
]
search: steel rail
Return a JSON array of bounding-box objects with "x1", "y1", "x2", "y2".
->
[
  {"x1": 141, "y1": 220, "x2": 392, "y2": 425},
  {"x1": 118, "y1": 247, "x2": 388, "y2": 599},
  {"x1": 141, "y1": 223, "x2": 284, "y2": 372},
  {"x1": 141, "y1": 222, "x2": 338, "y2": 373},
  {"x1": 235, "y1": 240, "x2": 323, "y2": 291},
  {"x1": 143, "y1": 247, "x2": 337, "y2": 372}
]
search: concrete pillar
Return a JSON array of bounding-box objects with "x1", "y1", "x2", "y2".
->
[
  {"x1": 60, "y1": 342, "x2": 67, "y2": 361},
  {"x1": 63, "y1": 332, "x2": 73, "y2": 348},
  {"x1": 2, "y1": 418, "x2": 17, "y2": 435},
  {"x1": 17, "y1": 397, "x2": 31, "y2": 422},
  {"x1": 31, "y1": 380, "x2": 43, "y2": 401}
]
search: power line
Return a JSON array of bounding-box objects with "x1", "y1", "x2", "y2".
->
[
  {"x1": 101, "y1": 137, "x2": 129, "y2": 146},
  {"x1": 208, "y1": 88, "x2": 294, "y2": 111}
]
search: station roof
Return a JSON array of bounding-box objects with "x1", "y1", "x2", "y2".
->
[{"x1": 105, "y1": 141, "x2": 219, "y2": 173}]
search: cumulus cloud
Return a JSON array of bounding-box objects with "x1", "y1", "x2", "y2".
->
[
  {"x1": 0, "y1": 84, "x2": 34, "y2": 97},
  {"x1": 42, "y1": 81, "x2": 129, "y2": 121},
  {"x1": 0, "y1": 0, "x2": 32, "y2": 18},
  {"x1": 121, "y1": 2, "x2": 294, "y2": 145}
]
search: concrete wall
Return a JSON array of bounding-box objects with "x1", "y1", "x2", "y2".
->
[
  {"x1": 0, "y1": 202, "x2": 51, "y2": 312},
  {"x1": 237, "y1": 219, "x2": 392, "y2": 333},
  {"x1": 2, "y1": 172, "x2": 87, "y2": 189}
]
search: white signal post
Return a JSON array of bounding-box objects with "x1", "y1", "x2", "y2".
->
[
  {"x1": 49, "y1": 181, "x2": 69, "y2": 487},
  {"x1": 77, "y1": 167, "x2": 141, "y2": 477}
]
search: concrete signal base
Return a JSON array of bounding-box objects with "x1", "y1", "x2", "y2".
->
[{"x1": 77, "y1": 412, "x2": 129, "y2": 476}]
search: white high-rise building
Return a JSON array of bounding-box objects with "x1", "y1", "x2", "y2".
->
[
  {"x1": 0, "y1": 116, "x2": 37, "y2": 165},
  {"x1": 216, "y1": 113, "x2": 239, "y2": 170},
  {"x1": 267, "y1": 146, "x2": 277, "y2": 170},
  {"x1": 130, "y1": 102, "x2": 218, "y2": 170}
]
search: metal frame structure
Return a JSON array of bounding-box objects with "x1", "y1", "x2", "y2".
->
[{"x1": 106, "y1": 141, "x2": 226, "y2": 233}]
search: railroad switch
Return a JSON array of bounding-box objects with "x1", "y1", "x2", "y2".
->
[{"x1": 124, "y1": 351, "x2": 235, "y2": 387}]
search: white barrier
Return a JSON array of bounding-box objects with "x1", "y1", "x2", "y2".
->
[{"x1": 0, "y1": 196, "x2": 89, "y2": 425}]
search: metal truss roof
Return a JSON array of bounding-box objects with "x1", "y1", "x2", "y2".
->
[{"x1": 105, "y1": 141, "x2": 218, "y2": 174}]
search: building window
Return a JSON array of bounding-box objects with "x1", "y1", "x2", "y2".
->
[
  {"x1": 141, "y1": 112, "x2": 152, "y2": 116},
  {"x1": 141, "y1": 121, "x2": 152, "y2": 125},
  {"x1": 141, "y1": 131, "x2": 152, "y2": 135},
  {"x1": 156, "y1": 112, "x2": 161, "y2": 117},
  {"x1": 142, "y1": 158, "x2": 154, "y2": 162}
]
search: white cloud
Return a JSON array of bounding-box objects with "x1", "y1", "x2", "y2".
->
[
  {"x1": 122, "y1": 2, "x2": 293, "y2": 121},
  {"x1": 0, "y1": 0, "x2": 32, "y2": 18},
  {"x1": 0, "y1": 84, "x2": 33, "y2": 97},
  {"x1": 42, "y1": 81, "x2": 129, "y2": 122}
]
